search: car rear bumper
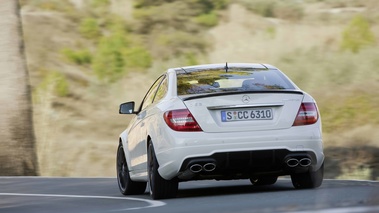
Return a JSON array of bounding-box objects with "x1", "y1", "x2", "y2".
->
[
  {"x1": 176, "y1": 149, "x2": 318, "y2": 181},
  {"x1": 155, "y1": 126, "x2": 324, "y2": 180}
]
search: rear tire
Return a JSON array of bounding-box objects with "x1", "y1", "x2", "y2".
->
[
  {"x1": 250, "y1": 176, "x2": 278, "y2": 186},
  {"x1": 148, "y1": 142, "x2": 178, "y2": 200},
  {"x1": 291, "y1": 163, "x2": 324, "y2": 189},
  {"x1": 117, "y1": 143, "x2": 147, "y2": 195}
]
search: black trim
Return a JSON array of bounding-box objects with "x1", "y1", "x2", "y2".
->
[
  {"x1": 181, "y1": 90, "x2": 304, "y2": 101},
  {"x1": 178, "y1": 149, "x2": 318, "y2": 181}
]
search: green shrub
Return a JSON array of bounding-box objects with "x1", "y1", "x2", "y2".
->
[
  {"x1": 90, "y1": 0, "x2": 110, "y2": 7},
  {"x1": 38, "y1": 71, "x2": 70, "y2": 97},
  {"x1": 92, "y1": 31, "x2": 152, "y2": 82},
  {"x1": 61, "y1": 48, "x2": 92, "y2": 65},
  {"x1": 194, "y1": 11, "x2": 219, "y2": 27},
  {"x1": 123, "y1": 47, "x2": 152, "y2": 69},
  {"x1": 79, "y1": 18, "x2": 102, "y2": 39},
  {"x1": 184, "y1": 52, "x2": 199, "y2": 66},
  {"x1": 341, "y1": 15, "x2": 376, "y2": 53},
  {"x1": 192, "y1": 0, "x2": 229, "y2": 13},
  {"x1": 134, "y1": 0, "x2": 174, "y2": 8},
  {"x1": 238, "y1": 0, "x2": 276, "y2": 17},
  {"x1": 92, "y1": 34, "x2": 127, "y2": 82},
  {"x1": 265, "y1": 26, "x2": 276, "y2": 39},
  {"x1": 238, "y1": 0, "x2": 304, "y2": 20}
]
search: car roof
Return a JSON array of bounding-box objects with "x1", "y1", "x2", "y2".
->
[{"x1": 170, "y1": 63, "x2": 278, "y2": 73}]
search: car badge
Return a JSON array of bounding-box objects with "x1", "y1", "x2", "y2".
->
[{"x1": 242, "y1": 95, "x2": 250, "y2": 103}]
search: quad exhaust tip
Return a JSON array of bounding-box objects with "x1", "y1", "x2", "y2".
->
[
  {"x1": 286, "y1": 158, "x2": 312, "y2": 168},
  {"x1": 299, "y1": 158, "x2": 312, "y2": 167},
  {"x1": 189, "y1": 162, "x2": 217, "y2": 173},
  {"x1": 189, "y1": 164, "x2": 203, "y2": 173},
  {"x1": 203, "y1": 163, "x2": 216, "y2": 172},
  {"x1": 286, "y1": 158, "x2": 299, "y2": 167}
]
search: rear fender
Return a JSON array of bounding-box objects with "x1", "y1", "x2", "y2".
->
[{"x1": 119, "y1": 130, "x2": 132, "y2": 171}]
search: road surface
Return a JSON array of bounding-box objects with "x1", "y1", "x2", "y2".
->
[{"x1": 1, "y1": 177, "x2": 379, "y2": 213}]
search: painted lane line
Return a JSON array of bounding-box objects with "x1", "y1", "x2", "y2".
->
[
  {"x1": 0, "y1": 193, "x2": 166, "y2": 211},
  {"x1": 283, "y1": 205, "x2": 379, "y2": 213}
]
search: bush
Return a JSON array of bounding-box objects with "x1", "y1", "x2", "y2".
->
[
  {"x1": 92, "y1": 34, "x2": 128, "y2": 82},
  {"x1": 184, "y1": 52, "x2": 199, "y2": 66},
  {"x1": 38, "y1": 71, "x2": 70, "y2": 97},
  {"x1": 238, "y1": 0, "x2": 304, "y2": 21},
  {"x1": 194, "y1": 11, "x2": 219, "y2": 27},
  {"x1": 134, "y1": 0, "x2": 175, "y2": 8},
  {"x1": 123, "y1": 46, "x2": 152, "y2": 69},
  {"x1": 90, "y1": 0, "x2": 110, "y2": 7},
  {"x1": 61, "y1": 48, "x2": 92, "y2": 65},
  {"x1": 92, "y1": 32, "x2": 152, "y2": 82},
  {"x1": 341, "y1": 15, "x2": 376, "y2": 53},
  {"x1": 238, "y1": 0, "x2": 275, "y2": 17},
  {"x1": 79, "y1": 18, "x2": 102, "y2": 39}
]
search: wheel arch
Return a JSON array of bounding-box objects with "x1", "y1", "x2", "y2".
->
[
  {"x1": 147, "y1": 135, "x2": 152, "y2": 149},
  {"x1": 119, "y1": 130, "x2": 132, "y2": 169}
]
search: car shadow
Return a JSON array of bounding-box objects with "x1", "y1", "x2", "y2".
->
[{"x1": 176, "y1": 180, "x2": 295, "y2": 198}]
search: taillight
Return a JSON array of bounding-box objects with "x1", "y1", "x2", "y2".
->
[
  {"x1": 293, "y1": 103, "x2": 319, "y2": 126},
  {"x1": 163, "y1": 109, "x2": 202, "y2": 131}
]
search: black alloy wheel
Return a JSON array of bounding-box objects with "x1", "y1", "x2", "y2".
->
[
  {"x1": 291, "y1": 163, "x2": 324, "y2": 189},
  {"x1": 148, "y1": 141, "x2": 178, "y2": 200},
  {"x1": 117, "y1": 143, "x2": 147, "y2": 195}
]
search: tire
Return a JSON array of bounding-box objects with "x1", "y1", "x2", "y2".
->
[
  {"x1": 117, "y1": 143, "x2": 147, "y2": 195},
  {"x1": 291, "y1": 163, "x2": 324, "y2": 189},
  {"x1": 250, "y1": 176, "x2": 278, "y2": 186},
  {"x1": 148, "y1": 142, "x2": 178, "y2": 200}
]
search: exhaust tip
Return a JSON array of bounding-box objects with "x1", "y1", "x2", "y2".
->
[
  {"x1": 299, "y1": 158, "x2": 312, "y2": 167},
  {"x1": 203, "y1": 163, "x2": 216, "y2": 172},
  {"x1": 286, "y1": 158, "x2": 299, "y2": 167},
  {"x1": 189, "y1": 164, "x2": 203, "y2": 173}
]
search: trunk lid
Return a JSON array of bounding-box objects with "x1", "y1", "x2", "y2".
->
[{"x1": 182, "y1": 91, "x2": 304, "y2": 133}]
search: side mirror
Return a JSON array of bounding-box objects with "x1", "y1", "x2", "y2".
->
[{"x1": 119, "y1": 102, "x2": 137, "y2": 114}]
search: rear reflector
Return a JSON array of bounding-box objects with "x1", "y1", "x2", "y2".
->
[
  {"x1": 163, "y1": 109, "x2": 202, "y2": 131},
  {"x1": 293, "y1": 103, "x2": 319, "y2": 126}
]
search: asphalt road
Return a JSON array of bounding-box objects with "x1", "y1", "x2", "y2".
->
[{"x1": 1, "y1": 177, "x2": 379, "y2": 213}]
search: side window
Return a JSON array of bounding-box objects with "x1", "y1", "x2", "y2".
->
[
  {"x1": 141, "y1": 75, "x2": 164, "y2": 111},
  {"x1": 154, "y1": 76, "x2": 168, "y2": 102}
]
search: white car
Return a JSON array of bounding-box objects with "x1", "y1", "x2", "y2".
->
[{"x1": 117, "y1": 63, "x2": 324, "y2": 200}]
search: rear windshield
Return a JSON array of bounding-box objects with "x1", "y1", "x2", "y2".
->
[{"x1": 177, "y1": 68, "x2": 296, "y2": 96}]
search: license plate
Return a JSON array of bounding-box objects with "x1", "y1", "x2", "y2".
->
[{"x1": 221, "y1": 108, "x2": 273, "y2": 122}]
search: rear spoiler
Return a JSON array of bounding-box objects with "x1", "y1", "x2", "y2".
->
[{"x1": 180, "y1": 90, "x2": 304, "y2": 101}]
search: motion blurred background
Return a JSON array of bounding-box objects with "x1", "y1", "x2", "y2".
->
[{"x1": 16, "y1": 0, "x2": 379, "y2": 179}]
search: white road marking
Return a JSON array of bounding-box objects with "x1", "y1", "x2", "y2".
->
[
  {"x1": 285, "y1": 206, "x2": 379, "y2": 213},
  {"x1": 0, "y1": 193, "x2": 166, "y2": 211}
]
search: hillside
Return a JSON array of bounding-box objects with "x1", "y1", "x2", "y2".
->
[{"x1": 20, "y1": 0, "x2": 379, "y2": 179}]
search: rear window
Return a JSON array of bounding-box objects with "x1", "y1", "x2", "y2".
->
[{"x1": 177, "y1": 68, "x2": 296, "y2": 96}]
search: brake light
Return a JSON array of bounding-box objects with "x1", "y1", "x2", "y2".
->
[
  {"x1": 293, "y1": 103, "x2": 319, "y2": 126},
  {"x1": 163, "y1": 109, "x2": 202, "y2": 131}
]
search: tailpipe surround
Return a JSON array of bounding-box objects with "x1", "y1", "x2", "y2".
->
[
  {"x1": 189, "y1": 164, "x2": 203, "y2": 173},
  {"x1": 299, "y1": 158, "x2": 312, "y2": 167},
  {"x1": 285, "y1": 157, "x2": 312, "y2": 168},
  {"x1": 286, "y1": 158, "x2": 299, "y2": 167},
  {"x1": 189, "y1": 162, "x2": 217, "y2": 173},
  {"x1": 203, "y1": 163, "x2": 216, "y2": 172}
]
